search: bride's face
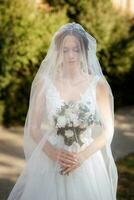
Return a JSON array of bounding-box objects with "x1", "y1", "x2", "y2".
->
[{"x1": 62, "y1": 35, "x2": 81, "y2": 67}]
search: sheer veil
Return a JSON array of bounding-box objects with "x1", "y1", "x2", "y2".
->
[{"x1": 8, "y1": 22, "x2": 118, "y2": 200}]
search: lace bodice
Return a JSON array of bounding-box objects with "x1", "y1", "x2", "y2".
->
[
  {"x1": 42, "y1": 75, "x2": 101, "y2": 151},
  {"x1": 45, "y1": 75, "x2": 100, "y2": 123}
]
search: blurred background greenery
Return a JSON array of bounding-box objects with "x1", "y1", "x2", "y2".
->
[
  {"x1": 0, "y1": 1, "x2": 134, "y2": 200},
  {"x1": 0, "y1": 0, "x2": 134, "y2": 126}
]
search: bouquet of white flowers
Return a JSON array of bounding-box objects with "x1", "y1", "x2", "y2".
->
[{"x1": 53, "y1": 101, "x2": 100, "y2": 147}]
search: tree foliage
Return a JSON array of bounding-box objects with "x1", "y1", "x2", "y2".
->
[
  {"x1": 0, "y1": 0, "x2": 68, "y2": 125},
  {"x1": 0, "y1": 0, "x2": 134, "y2": 126}
]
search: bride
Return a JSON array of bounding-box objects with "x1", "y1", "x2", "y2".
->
[{"x1": 7, "y1": 22, "x2": 118, "y2": 200}]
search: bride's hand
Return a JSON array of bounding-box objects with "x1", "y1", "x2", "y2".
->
[
  {"x1": 53, "y1": 148, "x2": 78, "y2": 167},
  {"x1": 56, "y1": 149, "x2": 77, "y2": 168},
  {"x1": 60, "y1": 150, "x2": 87, "y2": 175},
  {"x1": 44, "y1": 142, "x2": 77, "y2": 166}
]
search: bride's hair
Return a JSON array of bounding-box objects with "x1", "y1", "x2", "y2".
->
[{"x1": 55, "y1": 27, "x2": 89, "y2": 61}]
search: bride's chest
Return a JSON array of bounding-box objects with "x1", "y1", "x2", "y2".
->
[{"x1": 45, "y1": 82, "x2": 96, "y2": 122}]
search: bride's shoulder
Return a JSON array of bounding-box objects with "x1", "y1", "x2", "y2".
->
[{"x1": 95, "y1": 76, "x2": 109, "y2": 98}]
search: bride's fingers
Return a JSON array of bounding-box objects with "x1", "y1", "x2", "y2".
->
[
  {"x1": 61, "y1": 156, "x2": 78, "y2": 164},
  {"x1": 59, "y1": 161, "x2": 71, "y2": 169},
  {"x1": 62, "y1": 156, "x2": 82, "y2": 174},
  {"x1": 58, "y1": 154, "x2": 78, "y2": 165},
  {"x1": 62, "y1": 163, "x2": 79, "y2": 175},
  {"x1": 62, "y1": 153, "x2": 77, "y2": 163},
  {"x1": 57, "y1": 150, "x2": 75, "y2": 161},
  {"x1": 60, "y1": 168, "x2": 68, "y2": 175},
  {"x1": 62, "y1": 149, "x2": 77, "y2": 157},
  {"x1": 59, "y1": 158, "x2": 77, "y2": 167},
  {"x1": 62, "y1": 151, "x2": 77, "y2": 160},
  {"x1": 60, "y1": 166, "x2": 68, "y2": 171},
  {"x1": 57, "y1": 149, "x2": 78, "y2": 166}
]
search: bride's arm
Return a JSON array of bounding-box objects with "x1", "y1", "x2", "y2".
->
[
  {"x1": 60, "y1": 79, "x2": 114, "y2": 175},
  {"x1": 82, "y1": 78, "x2": 114, "y2": 160},
  {"x1": 28, "y1": 78, "x2": 77, "y2": 164}
]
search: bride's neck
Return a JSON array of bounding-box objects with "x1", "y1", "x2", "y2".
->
[{"x1": 61, "y1": 64, "x2": 84, "y2": 81}]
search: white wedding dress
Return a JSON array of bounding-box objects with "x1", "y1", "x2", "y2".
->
[{"x1": 7, "y1": 75, "x2": 117, "y2": 200}]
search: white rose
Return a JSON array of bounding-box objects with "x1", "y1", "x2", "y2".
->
[
  {"x1": 65, "y1": 108, "x2": 72, "y2": 116},
  {"x1": 65, "y1": 130, "x2": 74, "y2": 138},
  {"x1": 73, "y1": 118, "x2": 80, "y2": 127},
  {"x1": 70, "y1": 113, "x2": 77, "y2": 121},
  {"x1": 57, "y1": 115, "x2": 67, "y2": 128}
]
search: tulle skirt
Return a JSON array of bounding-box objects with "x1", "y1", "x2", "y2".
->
[{"x1": 7, "y1": 132, "x2": 114, "y2": 200}]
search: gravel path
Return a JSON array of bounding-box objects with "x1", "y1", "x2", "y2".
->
[{"x1": 112, "y1": 106, "x2": 134, "y2": 161}]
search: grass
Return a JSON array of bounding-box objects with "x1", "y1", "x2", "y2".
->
[{"x1": 116, "y1": 153, "x2": 134, "y2": 200}]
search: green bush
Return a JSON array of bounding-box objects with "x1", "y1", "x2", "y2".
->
[
  {"x1": 0, "y1": 100, "x2": 4, "y2": 124},
  {"x1": 0, "y1": 0, "x2": 68, "y2": 126}
]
